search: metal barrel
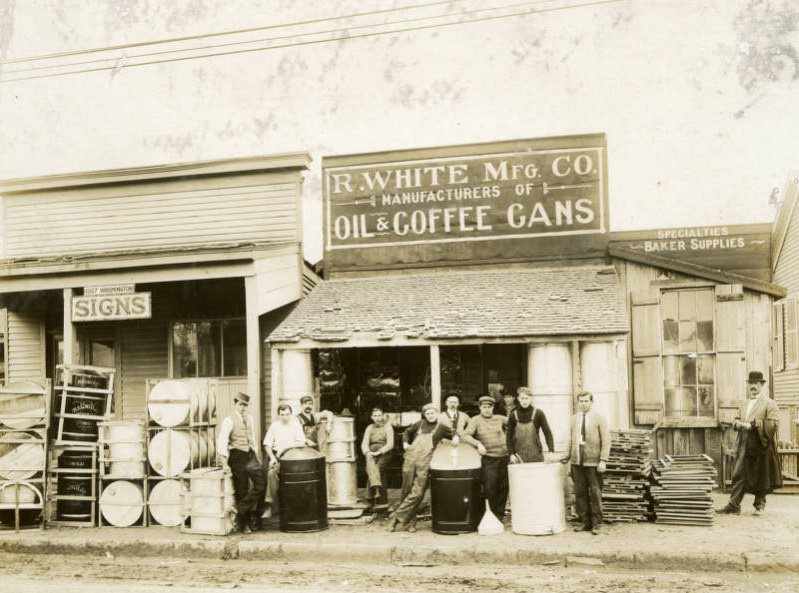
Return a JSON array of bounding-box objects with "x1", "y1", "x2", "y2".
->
[
  {"x1": 278, "y1": 447, "x2": 328, "y2": 533},
  {"x1": 429, "y1": 442, "x2": 482, "y2": 534}
]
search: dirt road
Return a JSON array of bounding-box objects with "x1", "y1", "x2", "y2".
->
[{"x1": 2, "y1": 552, "x2": 798, "y2": 593}]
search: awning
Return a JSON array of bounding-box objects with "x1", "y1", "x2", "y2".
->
[{"x1": 268, "y1": 265, "x2": 629, "y2": 346}]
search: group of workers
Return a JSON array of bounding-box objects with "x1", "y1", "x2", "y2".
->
[
  {"x1": 384, "y1": 388, "x2": 611, "y2": 534},
  {"x1": 216, "y1": 386, "x2": 612, "y2": 536},
  {"x1": 215, "y1": 370, "x2": 783, "y2": 535}
]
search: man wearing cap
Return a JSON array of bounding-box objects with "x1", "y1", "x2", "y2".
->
[
  {"x1": 719, "y1": 371, "x2": 782, "y2": 515},
  {"x1": 388, "y1": 402, "x2": 453, "y2": 532},
  {"x1": 216, "y1": 392, "x2": 266, "y2": 533},
  {"x1": 462, "y1": 395, "x2": 510, "y2": 522},
  {"x1": 296, "y1": 395, "x2": 334, "y2": 449}
]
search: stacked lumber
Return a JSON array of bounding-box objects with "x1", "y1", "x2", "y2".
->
[
  {"x1": 601, "y1": 429, "x2": 652, "y2": 523},
  {"x1": 650, "y1": 454, "x2": 716, "y2": 526}
]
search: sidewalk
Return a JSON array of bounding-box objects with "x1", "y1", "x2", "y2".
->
[{"x1": 1, "y1": 493, "x2": 797, "y2": 572}]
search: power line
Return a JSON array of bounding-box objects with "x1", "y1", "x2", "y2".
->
[
  {"x1": 3, "y1": 0, "x2": 464, "y2": 64},
  {"x1": 5, "y1": 0, "x2": 570, "y2": 76},
  {"x1": 2, "y1": 0, "x2": 624, "y2": 82}
]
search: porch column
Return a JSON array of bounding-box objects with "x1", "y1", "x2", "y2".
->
[
  {"x1": 62, "y1": 288, "x2": 78, "y2": 364},
  {"x1": 280, "y1": 349, "x2": 314, "y2": 414},
  {"x1": 244, "y1": 277, "x2": 262, "y2": 442},
  {"x1": 430, "y1": 345, "x2": 441, "y2": 409}
]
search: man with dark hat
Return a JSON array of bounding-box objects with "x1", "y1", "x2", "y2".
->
[
  {"x1": 719, "y1": 371, "x2": 782, "y2": 515},
  {"x1": 296, "y1": 394, "x2": 334, "y2": 449},
  {"x1": 462, "y1": 395, "x2": 510, "y2": 522},
  {"x1": 216, "y1": 392, "x2": 266, "y2": 533}
]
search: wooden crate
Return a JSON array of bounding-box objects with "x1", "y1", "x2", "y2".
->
[
  {"x1": 53, "y1": 365, "x2": 115, "y2": 446},
  {"x1": 179, "y1": 468, "x2": 234, "y2": 536}
]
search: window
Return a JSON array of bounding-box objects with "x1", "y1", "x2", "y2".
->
[
  {"x1": 661, "y1": 289, "x2": 715, "y2": 418},
  {"x1": 171, "y1": 319, "x2": 246, "y2": 378},
  {"x1": 774, "y1": 297, "x2": 799, "y2": 371}
]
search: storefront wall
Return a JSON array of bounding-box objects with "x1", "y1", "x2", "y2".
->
[{"x1": 620, "y1": 259, "x2": 774, "y2": 485}]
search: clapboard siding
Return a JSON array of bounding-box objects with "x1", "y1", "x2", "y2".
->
[
  {"x1": 773, "y1": 181, "x2": 799, "y2": 405},
  {"x1": 774, "y1": 180, "x2": 799, "y2": 291},
  {"x1": 120, "y1": 321, "x2": 169, "y2": 421},
  {"x1": 3, "y1": 179, "x2": 300, "y2": 258},
  {"x1": 6, "y1": 310, "x2": 44, "y2": 382}
]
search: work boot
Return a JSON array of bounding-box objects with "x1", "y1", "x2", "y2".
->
[
  {"x1": 591, "y1": 524, "x2": 601, "y2": 535},
  {"x1": 573, "y1": 523, "x2": 590, "y2": 532},
  {"x1": 716, "y1": 505, "x2": 740, "y2": 515}
]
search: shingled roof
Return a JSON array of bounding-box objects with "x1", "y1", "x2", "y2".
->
[{"x1": 268, "y1": 265, "x2": 628, "y2": 344}]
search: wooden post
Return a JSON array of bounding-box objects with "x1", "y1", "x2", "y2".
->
[
  {"x1": 270, "y1": 348, "x2": 281, "y2": 424},
  {"x1": 244, "y1": 277, "x2": 262, "y2": 443},
  {"x1": 62, "y1": 288, "x2": 78, "y2": 364},
  {"x1": 430, "y1": 345, "x2": 441, "y2": 409}
]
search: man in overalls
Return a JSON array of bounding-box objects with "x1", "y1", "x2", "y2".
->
[
  {"x1": 216, "y1": 392, "x2": 266, "y2": 533},
  {"x1": 388, "y1": 403, "x2": 452, "y2": 532},
  {"x1": 507, "y1": 387, "x2": 555, "y2": 463}
]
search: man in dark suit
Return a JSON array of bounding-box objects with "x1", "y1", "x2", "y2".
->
[
  {"x1": 719, "y1": 371, "x2": 782, "y2": 515},
  {"x1": 561, "y1": 390, "x2": 611, "y2": 535}
]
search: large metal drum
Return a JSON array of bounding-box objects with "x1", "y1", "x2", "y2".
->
[
  {"x1": 0, "y1": 381, "x2": 48, "y2": 430},
  {"x1": 99, "y1": 421, "x2": 145, "y2": 478},
  {"x1": 148, "y1": 430, "x2": 200, "y2": 477},
  {"x1": 148, "y1": 478, "x2": 187, "y2": 527},
  {"x1": 147, "y1": 379, "x2": 209, "y2": 427},
  {"x1": 324, "y1": 416, "x2": 355, "y2": 461},
  {"x1": 279, "y1": 447, "x2": 327, "y2": 533},
  {"x1": 59, "y1": 392, "x2": 107, "y2": 442},
  {"x1": 0, "y1": 431, "x2": 45, "y2": 480},
  {"x1": 0, "y1": 482, "x2": 43, "y2": 526},
  {"x1": 56, "y1": 474, "x2": 93, "y2": 521},
  {"x1": 326, "y1": 460, "x2": 357, "y2": 507},
  {"x1": 508, "y1": 462, "x2": 565, "y2": 535},
  {"x1": 100, "y1": 480, "x2": 144, "y2": 527},
  {"x1": 529, "y1": 343, "x2": 573, "y2": 453},
  {"x1": 429, "y1": 442, "x2": 482, "y2": 534}
]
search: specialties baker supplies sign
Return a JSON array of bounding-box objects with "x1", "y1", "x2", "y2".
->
[{"x1": 324, "y1": 136, "x2": 608, "y2": 250}]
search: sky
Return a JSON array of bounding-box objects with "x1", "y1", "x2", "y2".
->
[{"x1": 1, "y1": 0, "x2": 797, "y2": 263}]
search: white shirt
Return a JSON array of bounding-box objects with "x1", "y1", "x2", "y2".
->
[
  {"x1": 263, "y1": 417, "x2": 306, "y2": 456},
  {"x1": 216, "y1": 410, "x2": 256, "y2": 456}
]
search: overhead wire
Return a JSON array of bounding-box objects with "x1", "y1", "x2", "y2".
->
[{"x1": 2, "y1": 0, "x2": 624, "y2": 82}]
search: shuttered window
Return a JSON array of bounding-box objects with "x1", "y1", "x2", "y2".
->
[
  {"x1": 786, "y1": 297, "x2": 799, "y2": 370},
  {"x1": 774, "y1": 301, "x2": 785, "y2": 372},
  {"x1": 661, "y1": 288, "x2": 715, "y2": 419}
]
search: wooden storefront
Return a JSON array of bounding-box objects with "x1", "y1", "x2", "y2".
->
[{"x1": 0, "y1": 155, "x2": 315, "y2": 441}]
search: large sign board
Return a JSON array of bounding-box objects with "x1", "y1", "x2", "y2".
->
[
  {"x1": 323, "y1": 135, "x2": 608, "y2": 269},
  {"x1": 72, "y1": 284, "x2": 152, "y2": 322},
  {"x1": 610, "y1": 224, "x2": 772, "y2": 282}
]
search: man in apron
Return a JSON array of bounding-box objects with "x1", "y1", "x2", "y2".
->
[
  {"x1": 388, "y1": 403, "x2": 452, "y2": 532},
  {"x1": 507, "y1": 387, "x2": 555, "y2": 463},
  {"x1": 360, "y1": 407, "x2": 394, "y2": 513},
  {"x1": 296, "y1": 395, "x2": 334, "y2": 450},
  {"x1": 262, "y1": 403, "x2": 307, "y2": 518}
]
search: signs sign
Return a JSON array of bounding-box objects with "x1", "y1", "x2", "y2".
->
[
  {"x1": 72, "y1": 285, "x2": 151, "y2": 321},
  {"x1": 324, "y1": 135, "x2": 608, "y2": 252}
]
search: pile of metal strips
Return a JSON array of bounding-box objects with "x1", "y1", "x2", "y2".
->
[
  {"x1": 601, "y1": 429, "x2": 652, "y2": 522},
  {"x1": 649, "y1": 454, "x2": 717, "y2": 525}
]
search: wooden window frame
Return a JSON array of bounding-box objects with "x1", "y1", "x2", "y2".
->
[
  {"x1": 774, "y1": 300, "x2": 785, "y2": 372},
  {"x1": 786, "y1": 297, "x2": 799, "y2": 370},
  {"x1": 168, "y1": 318, "x2": 247, "y2": 379},
  {"x1": 660, "y1": 287, "x2": 716, "y2": 423}
]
